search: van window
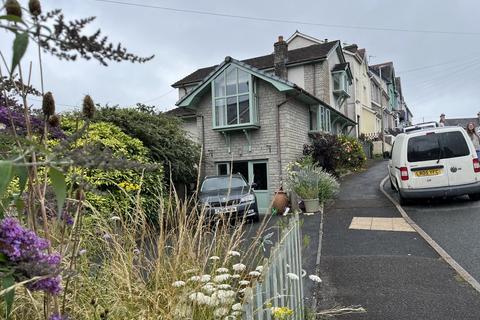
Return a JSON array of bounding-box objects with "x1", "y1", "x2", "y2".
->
[{"x1": 407, "y1": 131, "x2": 469, "y2": 162}]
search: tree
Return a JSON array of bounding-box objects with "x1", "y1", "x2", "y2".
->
[{"x1": 95, "y1": 105, "x2": 200, "y2": 185}]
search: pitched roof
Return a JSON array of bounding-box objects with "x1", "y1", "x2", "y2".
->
[
  {"x1": 444, "y1": 118, "x2": 480, "y2": 128},
  {"x1": 332, "y1": 62, "x2": 349, "y2": 72},
  {"x1": 164, "y1": 106, "x2": 196, "y2": 118},
  {"x1": 369, "y1": 62, "x2": 394, "y2": 82},
  {"x1": 172, "y1": 41, "x2": 339, "y2": 87}
]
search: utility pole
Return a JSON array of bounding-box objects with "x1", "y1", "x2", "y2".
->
[{"x1": 379, "y1": 67, "x2": 386, "y2": 156}]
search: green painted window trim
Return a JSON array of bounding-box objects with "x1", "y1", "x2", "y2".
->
[
  {"x1": 211, "y1": 66, "x2": 259, "y2": 130},
  {"x1": 309, "y1": 105, "x2": 332, "y2": 133},
  {"x1": 332, "y1": 70, "x2": 350, "y2": 97}
]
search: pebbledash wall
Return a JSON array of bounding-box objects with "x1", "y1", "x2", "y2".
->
[{"x1": 193, "y1": 78, "x2": 311, "y2": 201}]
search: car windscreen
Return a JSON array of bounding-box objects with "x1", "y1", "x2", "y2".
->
[
  {"x1": 407, "y1": 131, "x2": 470, "y2": 162},
  {"x1": 201, "y1": 176, "x2": 247, "y2": 192}
]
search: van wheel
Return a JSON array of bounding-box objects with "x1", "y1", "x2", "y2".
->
[
  {"x1": 469, "y1": 193, "x2": 480, "y2": 201},
  {"x1": 389, "y1": 178, "x2": 396, "y2": 191},
  {"x1": 399, "y1": 193, "x2": 410, "y2": 206}
]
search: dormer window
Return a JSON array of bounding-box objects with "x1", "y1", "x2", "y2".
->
[
  {"x1": 332, "y1": 71, "x2": 350, "y2": 97},
  {"x1": 212, "y1": 65, "x2": 258, "y2": 130}
]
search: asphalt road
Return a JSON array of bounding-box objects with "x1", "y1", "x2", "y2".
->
[{"x1": 385, "y1": 177, "x2": 480, "y2": 283}]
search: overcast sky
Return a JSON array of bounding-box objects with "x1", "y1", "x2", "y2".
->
[{"x1": 2, "y1": 0, "x2": 480, "y2": 122}]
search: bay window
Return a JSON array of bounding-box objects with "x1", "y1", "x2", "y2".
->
[
  {"x1": 212, "y1": 65, "x2": 257, "y2": 129},
  {"x1": 332, "y1": 71, "x2": 350, "y2": 96}
]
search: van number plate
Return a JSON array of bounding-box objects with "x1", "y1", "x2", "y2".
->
[{"x1": 415, "y1": 169, "x2": 441, "y2": 177}]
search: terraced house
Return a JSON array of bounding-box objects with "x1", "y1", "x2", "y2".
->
[{"x1": 169, "y1": 34, "x2": 356, "y2": 212}]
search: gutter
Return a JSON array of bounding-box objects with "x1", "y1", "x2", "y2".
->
[{"x1": 276, "y1": 94, "x2": 299, "y2": 181}]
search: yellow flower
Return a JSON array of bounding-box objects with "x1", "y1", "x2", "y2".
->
[{"x1": 271, "y1": 306, "x2": 294, "y2": 319}]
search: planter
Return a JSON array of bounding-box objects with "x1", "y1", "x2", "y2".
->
[
  {"x1": 272, "y1": 187, "x2": 288, "y2": 214},
  {"x1": 303, "y1": 198, "x2": 320, "y2": 214}
]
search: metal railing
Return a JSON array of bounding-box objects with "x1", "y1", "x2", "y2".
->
[{"x1": 243, "y1": 215, "x2": 304, "y2": 319}]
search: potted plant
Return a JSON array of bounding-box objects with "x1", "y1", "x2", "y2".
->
[{"x1": 285, "y1": 158, "x2": 339, "y2": 214}]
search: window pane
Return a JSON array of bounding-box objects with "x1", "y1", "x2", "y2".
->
[
  {"x1": 441, "y1": 132, "x2": 470, "y2": 158},
  {"x1": 319, "y1": 107, "x2": 325, "y2": 131},
  {"x1": 408, "y1": 135, "x2": 441, "y2": 162},
  {"x1": 214, "y1": 73, "x2": 225, "y2": 97},
  {"x1": 226, "y1": 66, "x2": 237, "y2": 96},
  {"x1": 227, "y1": 97, "x2": 238, "y2": 125},
  {"x1": 309, "y1": 107, "x2": 318, "y2": 130},
  {"x1": 217, "y1": 163, "x2": 228, "y2": 175},
  {"x1": 238, "y1": 69, "x2": 250, "y2": 94},
  {"x1": 238, "y1": 94, "x2": 250, "y2": 124},
  {"x1": 252, "y1": 162, "x2": 268, "y2": 190},
  {"x1": 333, "y1": 73, "x2": 340, "y2": 91},
  {"x1": 215, "y1": 99, "x2": 226, "y2": 127}
]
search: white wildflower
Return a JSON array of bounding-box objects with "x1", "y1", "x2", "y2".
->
[
  {"x1": 109, "y1": 216, "x2": 121, "y2": 221},
  {"x1": 216, "y1": 267, "x2": 229, "y2": 274},
  {"x1": 228, "y1": 250, "x2": 241, "y2": 257},
  {"x1": 209, "y1": 256, "x2": 220, "y2": 261},
  {"x1": 286, "y1": 273, "x2": 299, "y2": 281},
  {"x1": 212, "y1": 290, "x2": 236, "y2": 304},
  {"x1": 309, "y1": 275, "x2": 322, "y2": 283},
  {"x1": 255, "y1": 265, "x2": 264, "y2": 272},
  {"x1": 189, "y1": 275, "x2": 201, "y2": 282},
  {"x1": 238, "y1": 288, "x2": 246, "y2": 293},
  {"x1": 214, "y1": 274, "x2": 231, "y2": 282},
  {"x1": 238, "y1": 280, "x2": 249, "y2": 286},
  {"x1": 232, "y1": 303, "x2": 242, "y2": 311},
  {"x1": 200, "y1": 275, "x2": 211, "y2": 282},
  {"x1": 213, "y1": 307, "x2": 229, "y2": 317},
  {"x1": 231, "y1": 311, "x2": 243, "y2": 316},
  {"x1": 232, "y1": 263, "x2": 246, "y2": 272},
  {"x1": 189, "y1": 292, "x2": 217, "y2": 306},
  {"x1": 202, "y1": 283, "x2": 217, "y2": 294},
  {"x1": 217, "y1": 284, "x2": 231, "y2": 290},
  {"x1": 78, "y1": 249, "x2": 87, "y2": 256},
  {"x1": 231, "y1": 274, "x2": 241, "y2": 279},
  {"x1": 248, "y1": 271, "x2": 261, "y2": 277},
  {"x1": 172, "y1": 281, "x2": 186, "y2": 287}
]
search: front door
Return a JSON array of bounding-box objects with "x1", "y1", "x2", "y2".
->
[{"x1": 216, "y1": 160, "x2": 269, "y2": 214}]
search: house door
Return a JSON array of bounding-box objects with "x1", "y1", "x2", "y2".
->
[{"x1": 216, "y1": 160, "x2": 269, "y2": 214}]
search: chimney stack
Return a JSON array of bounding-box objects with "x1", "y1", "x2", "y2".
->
[{"x1": 274, "y1": 36, "x2": 288, "y2": 79}]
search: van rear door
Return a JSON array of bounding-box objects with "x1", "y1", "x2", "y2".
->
[
  {"x1": 440, "y1": 131, "x2": 474, "y2": 186},
  {"x1": 407, "y1": 132, "x2": 449, "y2": 189}
]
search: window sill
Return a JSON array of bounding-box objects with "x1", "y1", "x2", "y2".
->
[
  {"x1": 213, "y1": 123, "x2": 260, "y2": 132},
  {"x1": 333, "y1": 90, "x2": 350, "y2": 97}
]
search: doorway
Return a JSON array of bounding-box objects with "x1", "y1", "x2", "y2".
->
[{"x1": 216, "y1": 160, "x2": 269, "y2": 214}]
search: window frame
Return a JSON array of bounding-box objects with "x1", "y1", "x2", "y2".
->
[
  {"x1": 309, "y1": 105, "x2": 332, "y2": 133},
  {"x1": 211, "y1": 66, "x2": 258, "y2": 130},
  {"x1": 332, "y1": 70, "x2": 350, "y2": 96}
]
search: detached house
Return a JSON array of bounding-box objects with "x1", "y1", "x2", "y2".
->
[{"x1": 169, "y1": 35, "x2": 355, "y2": 212}]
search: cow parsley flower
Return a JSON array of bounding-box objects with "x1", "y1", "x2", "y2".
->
[
  {"x1": 228, "y1": 250, "x2": 241, "y2": 257},
  {"x1": 231, "y1": 274, "x2": 241, "y2": 279},
  {"x1": 216, "y1": 267, "x2": 229, "y2": 274},
  {"x1": 255, "y1": 265, "x2": 264, "y2": 272},
  {"x1": 232, "y1": 263, "x2": 246, "y2": 272},
  {"x1": 308, "y1": 275, "x2": 322, "y2": 283},
  {"x1": 199, "y1": 274, "x2": 211, "y2": 282},
  {"x1": 172, "y1": 281, "x2": 186, "y2": 287},
  {"x1": 232, "y1": 303, "x2": 242, "y2": 311},
  {"x1": 238, "y1": 280, "x2": 250, "y2": 286},
  {"x1": 286, "y1": 273, "x2": 299, "y2": 281},
  {"x1": 217, "y1": 284, "x2": 231, "y2": 290},
  {"x1": 248, "y1": 271, "x2": 261, "y2": 277},
  {"x1": 189, "y1": 275, "x2": 201, "y2": 282},
  {"x1": 213, "y1": 274, "x2": 231, "y2": 282},
  {"x1": 213, "y1": 307, "x2": 229, "y2": 317},
  {"x1": 209, "y1": 256, "x2": 220, "y2": 261}
]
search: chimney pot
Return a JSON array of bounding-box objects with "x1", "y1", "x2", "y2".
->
[{"x1": 278, "y1": 35, "x2": 284, "y2": 42}]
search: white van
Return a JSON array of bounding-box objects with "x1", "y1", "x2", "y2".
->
[{"x1": 388, "y1": 126, "x2": 480, "y2": 205}]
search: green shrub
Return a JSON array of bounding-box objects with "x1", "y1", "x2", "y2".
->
[
  {"x1": 58, "y1": 116, "x2": 164, "y2": 219},
  {"x1": 304, "y1": 133, "x2": 366, "y2": 174},
  {"x1": 94, "y1": 106, "x2": 200, "y2": 185}
]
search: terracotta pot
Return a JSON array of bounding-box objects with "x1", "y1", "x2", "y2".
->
[{"x1": 272, "y1": 188, "x2": 288, "y2": 214}]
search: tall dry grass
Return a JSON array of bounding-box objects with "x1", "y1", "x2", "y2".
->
[{"x1": 8, "y1": 184, "x2": 273, "y2": 320}]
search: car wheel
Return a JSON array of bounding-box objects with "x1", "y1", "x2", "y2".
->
[
  {"x1": 469, "y1": 193, "x2": 480, "y2": 201},
  {"x1": 390, "y1": 178, "x2": 396, "y2": 191}
]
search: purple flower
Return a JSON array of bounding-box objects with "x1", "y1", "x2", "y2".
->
[
  {"x1": 49, "y1": 313, "x2": 69, "y2": 320},
  {"x1": 62, "y1": 213, "x2": 74, "y2": 226},
  {"x1": 0, "y1": 217, "x2": 63, "y2": 295}
]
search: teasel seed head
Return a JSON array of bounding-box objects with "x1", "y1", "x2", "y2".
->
[
  {"x1": 28, "y1": 0, "x2": 41, "y2": 16},
  {"x1": 48, "y1": 114, "x2": 60, "y2": 127},
  {"x1": 42, "y1": 92, "x2": 55, "y2": 117},
  {"x1": 6, "y1": 0, "x2": 22, "y2": 18},
  {"x1": 82, "y1": 95, "x2": 95, "y2": 119}
]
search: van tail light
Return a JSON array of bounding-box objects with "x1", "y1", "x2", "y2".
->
[
  {"x1": 474, "y1": 158, "x2": 480, "y2": 173},
  {"x1": 400, "y1": 167, "x2": 409, "y2": 181}
]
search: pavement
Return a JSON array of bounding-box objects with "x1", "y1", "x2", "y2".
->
[
  {"x1": 384, "y1": 177, "x2": 480, "y2": 285},
  {"x1": 315, "y1": 160, "x2": 480, "y2": 320}
]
